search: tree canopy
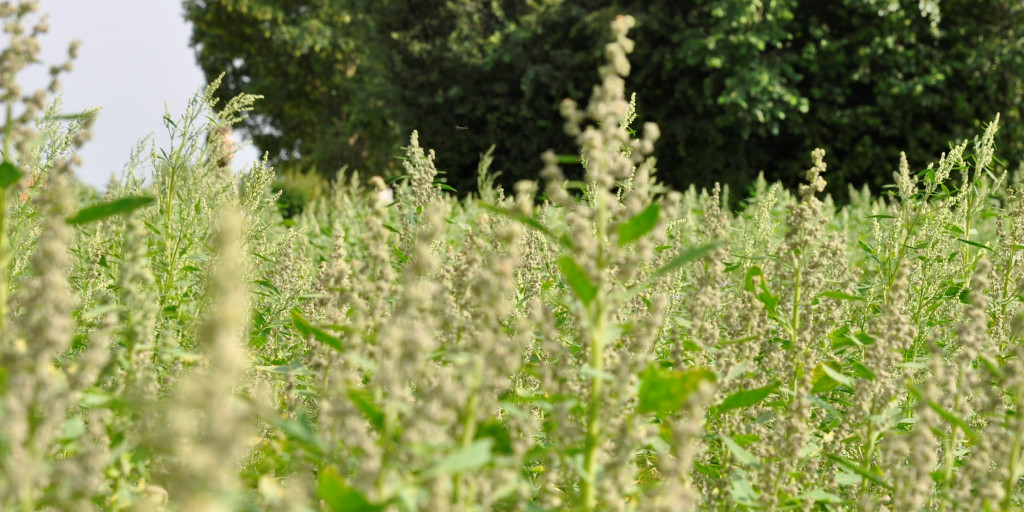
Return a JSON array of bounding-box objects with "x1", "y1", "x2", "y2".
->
[{"x1": 185, "y1": 0, "x2": 1024, "y2": 202}]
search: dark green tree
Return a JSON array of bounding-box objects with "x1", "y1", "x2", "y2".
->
[
  {"x1": 183, "y1": 0, "x2": 402, "y2": 177},
  {"x1": 186, "y1": 0, "x2": 1024, "y2": 202}
]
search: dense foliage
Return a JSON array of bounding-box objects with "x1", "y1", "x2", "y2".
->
[
  {"x1": 3, "y1": 4, "x2": 1024, "y2": 511},
  {"x1": 185, "y1": 0, "x2": 1024, "y2": 203}
]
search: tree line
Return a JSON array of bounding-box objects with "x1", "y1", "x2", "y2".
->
[{"x1": 185, "y1": 0, "x2": 1024, "y2": 205}]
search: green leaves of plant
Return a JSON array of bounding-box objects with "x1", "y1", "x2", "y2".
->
[
  {"x1": 720, "y1": 435, "x2": 758, "y2": 466},
  {"x1": 426, "y1": 438, "x2": 494, "y2": 477},
  {"x1": 318, "y1": 466, "x2": 385, "y2": 512},
  {"x1": 650, "y1": 241, "x2": 722, "y2": 279},
  {"x1": 617, "y1": 203, "x2": 659, "y2": 246},
  {"x1": 66, "y1": 196, "x2": 155, "y2": 225},
  {"x1": 638, "y1": 365, "x2": 715, "y2": 415},
  {"x1": 811, "y1": 362, "x2": 854, "y2": 394},
  {"x1": 824, "y1": 454, "x2": 892, "y2": 490},
  {"x1": 557, "y1": 256, "x2": 597, "y2": 305},
  {"x1": 291, "y1": 310, "x2": 344, "y2": 352},
  {"x1": 479, "y1": 202, "x2": 568, "y2": 248},
  {"x1": 744, "y1": 265, "x2": 780, "y2": 313},
  {"x1": 715, "y1": 381, "x2": 780, "y2": 414},
  {"x1": 0, "y1": 161, "x2": 23, "y2": 189}
]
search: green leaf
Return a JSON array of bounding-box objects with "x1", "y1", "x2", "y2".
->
[
  {"x1": 427, "y1": 438, "x2": 493, "y2": 477},
  {"x1": 800, "y1": 488, "x2": 846, "y2": 504},
  {"x1": 854, "y1": 332, "x2": 877, "y2": 345},
  {"x1": 818, "y1": 291, "x2": 865, "y2": 301},
  {"x1": 318, "y1": 466, "x2": 384, "y2": 512},
  {"x1": 824, "y1": 454, "x2": 892, "y2": 490},
  {"x1": 638, "y1": 365, "x2": 715, "y2": 415},
  {"x1": 66, "y1": 196, "x2": 156, "y2": 225},
  {"x1": 557, "y1": 256, "x2": 597, "y2": 305},
  {"x1": 820, "y1": 364, "x2": 854, "y2": 388},
  {"x1": 811, "y1": 364, "x2": 841, "y2": 394},
  {"x1": 721, "y1": 435, "x2": 758, "y2": 466},
  {"x1": 347, "y1": 388, "x2": 384, "y2": 431},
  {"x1": 651, "y1": 241, "x2": 722, "y2": 279},
  {"x1": 60, "y1": 416, "x2": 87, "y2": 443},
  {"x1": 291, "y1": 310, "x2": 344, "y2": 352},
  {"x1": 926, "y1": 399, "x2": 976, "y2": 439},
  {"x1": 852, "y1": 362, "x2": 876, "y2": 380},
  {"x1": 254, "y1": 362, "x2": 312, "y2": 376},
  {"x1": 617, "y1": 203, "x2": 660, "y2": 246},
  {"x1": 716, "y1": 381, "x2": 780, "y2": 414},
  {"x1": 743, "y1": 265, "x2": 780, "y2": 313},
  {"x1": 480, "y1": 203, "x2": 567, "y2": 248},
  {"x1": 0, "y1": 161, "x2": 24, "y2": 189},
  {"x1": 958, "y1": 238, "x2": 992, "y2": 252}
]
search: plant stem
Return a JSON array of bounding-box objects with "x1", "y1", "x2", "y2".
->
[
  {"x1": 454, "y1": 361, "x2": 481, "y2": 511},
  {"x1": 1002, "y1": 432, "x2": 1021, "y2": 511},
  {"x1": 581, "y1": 299, "x2": 606, "y2": 512},
  {"x1": 0, "y1": 103, "x2": 13, "y2": 338},
  {"x1": 581, "y1": 189, "x2": 611, "y2": 512}
]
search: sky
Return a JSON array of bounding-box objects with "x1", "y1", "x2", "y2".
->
[{"x1": 26, "y1": 0, "x2": 260, "y2": 189}]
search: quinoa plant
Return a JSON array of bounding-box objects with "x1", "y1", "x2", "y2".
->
[{"x1": 3, "y1": 4, "x2": 1024, "y2": 511}]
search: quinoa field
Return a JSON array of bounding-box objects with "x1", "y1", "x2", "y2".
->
[{"x1": 2, "y1": 6, "x2": 1024, "y2": 512}]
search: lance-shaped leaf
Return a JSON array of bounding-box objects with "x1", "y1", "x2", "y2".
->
[
  {"x1": 426, "y1": 438, "x2": 494, "y2": 477},
  {"x1": 66, "y1": 196, "x2": 156, "y2": 225},
  {"x1": 558, "y1": 255, "x2": 597, "y2": 305},
  {"x1": 292, "y1": 310, "x2": 344, "y2": 352},
  {"x1": 651, "y1": 241, "x2": 722, "y2": 279},
  {"x1": 318, "y1": 466, "x2": 385, "y2": 512},
  {"x1": 715, "y1": 381, "x2": 780, "y2": 414},
  {"x1": 617, "y1": 203, "x2": 659, "y2": 246}
]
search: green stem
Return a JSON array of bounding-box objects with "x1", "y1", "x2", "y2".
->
[
  {"x1": 1002, "y1": 432, "x2": 1021, "y2": 511},
  {"x1": 791, "y1": 252, "x2": 801, "y2": 346},
  {"x1": 581, "y1": 189, "x2": 610, "y2": 512},
  {"x1": 858, "y1": 422, "x2": 876, "y2": 499},
  {"x1": 581, "y1": 301, "x2": 606, "y2": 512},
  {"x1": 941, "y1": 386, "x2": 963, "y2": 510},
  {"x1": 454, "y1": 364, "x2": 481, "y2": 511},
  {"x1": 0, "y1": 103, "x2": 13, "y2": 338}
]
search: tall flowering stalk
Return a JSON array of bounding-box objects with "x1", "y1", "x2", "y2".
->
[
  {"x1": 0, "y1": 1, "x2": 87, "y2": 336},
  {"x1": 531, "y1": 14, "x2": 713, "y2": 510}
]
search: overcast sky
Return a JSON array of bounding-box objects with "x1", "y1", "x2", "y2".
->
[{"x1": 27, "y1": 0, "x2": 260, "y2": 189}]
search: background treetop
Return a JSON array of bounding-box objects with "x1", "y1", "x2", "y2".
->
[{"x1": 185, "y1": 0, "x2": 1024, "y2": 205}]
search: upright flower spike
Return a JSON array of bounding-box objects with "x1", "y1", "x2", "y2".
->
[{"x1": 153, "y1": 206, "x2": 251, "y2": 509}]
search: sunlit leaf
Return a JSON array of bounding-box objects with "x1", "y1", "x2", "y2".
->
[
  {"x1": 291, "y1": 310, "x2": 344, "y2": 352},
  {"x1": 617, "y1": 203, "x2": 659, "y2": 246},
  {"x1": 824, "y1": 454, "x2": 892, "y2": 490},
  {"x1": 66, "y1": 196, "x2": 156, "y2": 225},
  {"x1": 638, "y1": 365, "x2": 715, "y2": 415},
  {"x1": 715, "y1": 381, "x2": 780, "y2": 414},
  {"x1": 427, "y1": 438, "x2": 494, "y2": 476},
  {"x1": 818, "y1": 291, "x2": 865, "y2": 302},
  {"x1": 721, "y1": 435, "x2": 758, "y2": 466},
  {"x1": 557, "y1": 255, "x2": 597, "y2": 305},
  {"x1": 0, "y1": 161, "x2": 24, "y2": 189},
  {"x1": 347, "y1": 388, "x2": 384, "y2": 431},
  {"x1": 651, "y1": 241, "x2": 722, "y2": 278},
  {"x1": 318, "y1": 466, "x2": 384, "y2": 512}
]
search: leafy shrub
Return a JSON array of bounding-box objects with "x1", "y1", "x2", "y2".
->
[{"x1": 272, "y1": 164, "x2": 328, "y2": 219}]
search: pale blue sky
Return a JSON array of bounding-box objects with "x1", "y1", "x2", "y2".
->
[{"x1": 29, "y1": 0, "x2": 259, "y2": 188}]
